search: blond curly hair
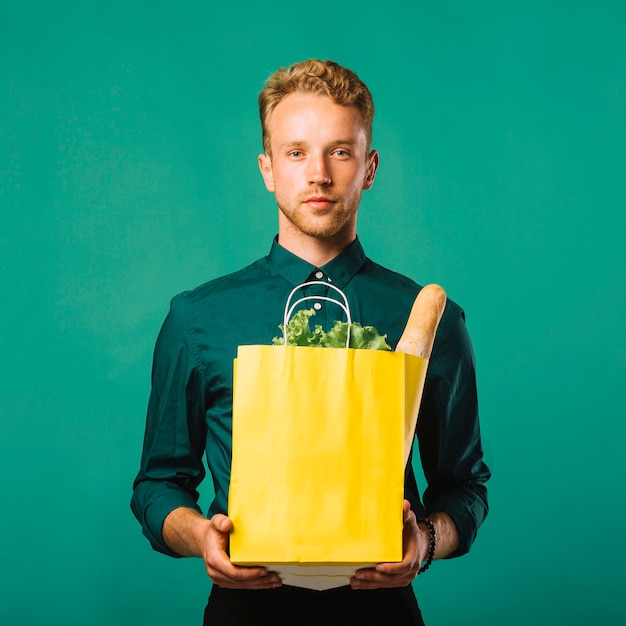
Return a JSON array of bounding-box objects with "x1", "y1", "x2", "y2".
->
[{"x1": 258, "y1": 59, "x2": 374, "y2": 155}]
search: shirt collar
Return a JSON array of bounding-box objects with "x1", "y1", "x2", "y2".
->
[{"x1": 267, "y1": 236, "x2": 367, "y2": 288}]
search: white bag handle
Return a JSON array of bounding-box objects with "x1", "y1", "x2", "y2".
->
[{"x1": 283, "y1": 281, "x2": 352, "y2": 348}]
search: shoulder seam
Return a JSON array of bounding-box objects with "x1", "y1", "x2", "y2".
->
[{"x1": 179, "y1": 291, "x2": 209, "y2": 388}]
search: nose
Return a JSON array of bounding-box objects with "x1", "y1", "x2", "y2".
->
[{"x1": 308, "y1": 155, "x2": 332, "y2": 186}]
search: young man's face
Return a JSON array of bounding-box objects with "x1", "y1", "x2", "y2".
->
[{"x1": 258, "y1": 93, "x2": 378, "y2": 245}]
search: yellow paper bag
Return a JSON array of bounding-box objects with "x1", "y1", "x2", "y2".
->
[{"x1": 228, "y1": 284, "x2": 428, "y2": 590}]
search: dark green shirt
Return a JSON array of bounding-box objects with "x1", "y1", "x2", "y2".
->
[{"x1": 131, "y1": 237, "x2": 490, "y2": 558}]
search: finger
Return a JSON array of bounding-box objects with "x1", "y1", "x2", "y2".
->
[
  {"x1": 211, "y1": 568, "x2": 282, "y2": 589},
  {"x1": 352, "y1": 579, "x2": 411, "y2": 590},
  {"x1": 205, "y1": 541, "x2": 273, "y2": 580},
  {"x1": 374, "y1": 548, "x2": 419, "y2": 576},
  {"x1": 403, "y1": 500, "x2": 418, "y2": 526},
  {"x1": 216, "y1": 579, "x2": 282, "y2": 590},
  {"x1": 212, "y1": 565, "x2": 270, "y2": 581},
  {"x1": 207, "y1": 551, "x2": 269, "y2": 581},
  {"x1": 375, "y1": 560, "x2": 408, "y2": 575},
  {"x1": 211, "y1": 514, "x2": 233, "y2": 534},
  {"x1": 350, "y1": 570, "x2": 410, "y2": 590},
  {"x1": 353, "y1": 566, "x2": 405, "y2": 583}
]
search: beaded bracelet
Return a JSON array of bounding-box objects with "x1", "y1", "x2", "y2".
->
[{"x1": 417, "y1": 517, "x2": 437, "y2": 574}]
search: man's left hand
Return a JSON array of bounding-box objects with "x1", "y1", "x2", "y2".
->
[{"x1": 350, "y1": 499, "x2": 430, "y2": 589}]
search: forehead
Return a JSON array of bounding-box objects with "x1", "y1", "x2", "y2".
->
[{"x1": 266, "y1": 93, "x2": 367, "y2": 146}]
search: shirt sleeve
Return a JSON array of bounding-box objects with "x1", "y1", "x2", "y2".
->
[
  {"x1": 130, "y1": 293, "x2": 208, "y2": 557},
  {"x1": 415, "y1": 300, "x2": 491, "y2": 557}
]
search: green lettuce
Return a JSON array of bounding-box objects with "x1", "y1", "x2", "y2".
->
[{"x1": 272, "y1": 308, "x2": 391, "y2": 351}]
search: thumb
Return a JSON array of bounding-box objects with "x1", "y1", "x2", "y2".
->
[
  {"x1": 403, "y1": 499, "x2": 412, "y2": 522},
  {"x1": 211, "y1": 514, "x2": 233, "y2": 534}
]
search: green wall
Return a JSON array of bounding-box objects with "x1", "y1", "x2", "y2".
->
[{"x1": 2, "y1": 1, "x2": 624, "y2": 624}]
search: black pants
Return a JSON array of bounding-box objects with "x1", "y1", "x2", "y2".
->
[{"x1": 203, "y1": 584, "x2": 426, "y2": 626}]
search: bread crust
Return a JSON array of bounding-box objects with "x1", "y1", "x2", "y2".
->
[{"x1": 395, "y1": 284, "x2": 447, "y2": 359}]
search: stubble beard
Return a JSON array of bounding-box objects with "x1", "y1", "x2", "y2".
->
[{"x1": 276, "y1": 190, "x2": 362, "y2": 240}]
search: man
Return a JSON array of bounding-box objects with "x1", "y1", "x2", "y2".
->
[{"x1": 131, "y1": 59, "x2": 490, "y2": 625}]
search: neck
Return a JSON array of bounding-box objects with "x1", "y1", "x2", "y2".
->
[{"x1": 277, "y1": 220, "x2": 356, "y2": 267}]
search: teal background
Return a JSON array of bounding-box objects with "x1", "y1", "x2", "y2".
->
[{"x1": 2, "y1": 1, "x2": 624, "y2": 624}]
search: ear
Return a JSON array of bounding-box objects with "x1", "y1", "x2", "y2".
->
[
  {"x1": 258, "y1": 153, "x2": 275, "y2": 192},
  {"x1": 362, "y1": 149, "x2": 379, "y2": 190}
]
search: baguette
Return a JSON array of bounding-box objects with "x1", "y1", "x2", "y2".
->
[{"x1": 395, "y1": 284, "x2": 447, "y2": 359}]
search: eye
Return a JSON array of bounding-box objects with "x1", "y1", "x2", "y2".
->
[
  {"x1": 288, "y1": 150, "x2": 303, "y2": 158},
  {"x1": 333, "y1": 149, "x2": 350, "y2": 158}
]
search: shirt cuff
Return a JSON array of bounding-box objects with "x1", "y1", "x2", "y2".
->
[{"x1": 132, "y1": 482, "x2": 203, "y2": 557}]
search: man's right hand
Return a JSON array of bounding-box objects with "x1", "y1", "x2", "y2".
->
[
  {"x1": 162, "y1": 507, "x2": 282, "y2": 589},
  {"x1": 201, "y1": 513, "x2": 282, "y2": 589}
]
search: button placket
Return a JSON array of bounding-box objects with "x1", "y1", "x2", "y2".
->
[{"x1": 302, "y1": 272, "x2": 336, "y2": 327}]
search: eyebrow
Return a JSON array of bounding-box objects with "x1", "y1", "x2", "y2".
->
[{"x1": 279, "y1": 139, "x2": 358, "y2": 149}]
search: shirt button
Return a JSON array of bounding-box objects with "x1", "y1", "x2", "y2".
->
[
  {"x1": 315, "y1": 270, "x2": 324, "y2": 279},
  {"x1": 313, "y1": 302, "x2": 322, "y2": 311}
]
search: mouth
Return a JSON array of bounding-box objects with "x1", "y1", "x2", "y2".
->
[{"x1": 304, "y1": 196, "x2": 337, "y2": 210}]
